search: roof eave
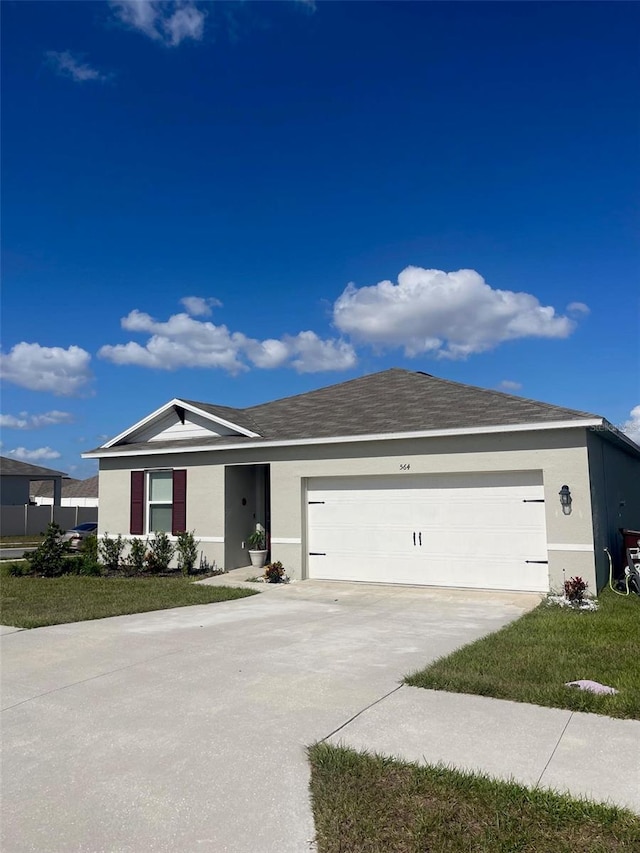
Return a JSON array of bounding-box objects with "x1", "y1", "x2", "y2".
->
[{"x1": 82, "y1": 418, "x2": 605, "y2": 459}]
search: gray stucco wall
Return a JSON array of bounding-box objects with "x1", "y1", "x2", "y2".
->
[
  {"x1": 587, "y1": 431, "x2": 640, "y2": 589},
  {"x1": 0, "y1": 476, "x2": 30, "y2": 505},
  {"x1": 98, "y1": 426, "x2": 597, "y2": 591}
]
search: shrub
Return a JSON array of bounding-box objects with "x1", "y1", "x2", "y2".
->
[
  {"x1": 25, "y1": 522, "x2": 69, "y2": 577},
  {"x1": 175, "y1": 530, "x2": 199, "y2": 576},
  {"x1": 3, "y1": 561, "x2": 32, "y2": 577},
  {"x1": 128, "y1": 537, "x2": 147, "y2": 575},
  {"x1": 146, "y1": 531, "x2": 175, "y2": 573},
  {"x1": 564, "y1": 576, "x2": 588, "y2": 602},
  {"x1": 264, "y1": 561, "x2": 286, "y2": 583},
  {"x1": 77, "y1": 535, "x2": 101, "y2": 576},
  {"x1": 99, "y1": 533, "x2": 126, "y2": 573},
  {"x1": 197, "y1": 554, "x2": 224, "y2": 576}
]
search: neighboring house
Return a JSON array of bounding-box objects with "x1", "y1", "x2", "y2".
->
[
  {"x1": 83, "y1": 368, "x2": 640, "y2": 593},
  {"x1": 31, "y1": 475, "x2": 99, "y2": 508},
  {"x1": 0, "y1": 456, "x2": 67, "y2": 506}
]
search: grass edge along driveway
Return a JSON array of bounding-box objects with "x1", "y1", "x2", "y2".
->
[
  {"x1": 0, "y1": 575, "x2": 258, "y2": 628},
  {"x1": 405, "y1": 589, "x2": 640, "y2": 720},
  {"x1": 308, "y1": 743, "x2": 640, "y2": 853}
]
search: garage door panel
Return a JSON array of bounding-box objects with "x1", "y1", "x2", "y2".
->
[
  {"x1": 308, "y1": 552, "x2": 547, "y2": 592},
  {"x1": 307, "y1": 472, "x2": 548, "y2": 592}
]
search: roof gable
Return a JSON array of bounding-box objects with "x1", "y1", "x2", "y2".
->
[{"x1": 103, "y1": 399, "x2": 260, "y2": 448}]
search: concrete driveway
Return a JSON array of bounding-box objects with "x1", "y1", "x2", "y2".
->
[{"x1": 1, "y1": 580, "x2": 538, "y2": 853}]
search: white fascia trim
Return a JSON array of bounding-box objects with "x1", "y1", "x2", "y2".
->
[
  {"x1": 547, "y1": 543, "x2": 593, "y2": 552},
  {"x1": 101, "y1": 398, "x2": 260, "y2": 448},
  {"x1": 83, "y1": 418, "x2": 604, "y2": 459}
]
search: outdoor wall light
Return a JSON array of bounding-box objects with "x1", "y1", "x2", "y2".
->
[{"x1": 559, "y1": 484, "x2": 572, "y2": 515}]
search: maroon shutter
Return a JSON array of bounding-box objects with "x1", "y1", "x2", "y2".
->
[
  {"x1": 130, "y1": 471, "x2": 145, "y2": 535},
  {"x1": 172, "y1": 469, "x2": 187, "y2": 535}
]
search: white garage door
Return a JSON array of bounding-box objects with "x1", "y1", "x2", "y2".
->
[{"x1": 307, "y1": 472, "x2": 549, "y2": 592}]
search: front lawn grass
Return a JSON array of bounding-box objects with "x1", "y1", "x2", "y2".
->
[
  {"x1": 0, "y1": 534, "x2": 44, "y2": 546},
  {"x1": 308, "y1": 744, "x2": 640, "y2": 853},
  {"x1": 405, "y1": 589, "x2": 640, "y2": 719},
  {"x1": 0, "y1": 575, "x2": 257, "y2": 628}
]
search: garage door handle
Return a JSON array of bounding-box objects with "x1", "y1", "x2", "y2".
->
[
  {"x1": 523, "y1": 499, "x2": 545, "y2": 503},
  {"x1": 418, "y1": 532, "x2": 422, "y2": 546},
  {"x1": 525, "y1": 560, "x2": 548, "y2": 564},
  {"x1": 413, "y1": 531, "x2": 416, "y2": 546},
  {"x1": 309, "y1": 552, "x2": 326, "y2": 556},
  {"x1": 309, "y1": 501, "x2": 325, "y2": 505}
]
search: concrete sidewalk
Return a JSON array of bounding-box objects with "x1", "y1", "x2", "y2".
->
[{"x1": 328, "y1": 685, "x2": 640, "y2": 814}]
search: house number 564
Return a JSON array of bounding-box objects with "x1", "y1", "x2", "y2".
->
[{"x1": 400, "y1": 463, "x2": 411, "y2": 471}]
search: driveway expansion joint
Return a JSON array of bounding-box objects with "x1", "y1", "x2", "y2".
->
[
  {"x1": 536, "y1": 710, "x2": 574, "y2": 788},
  {"x1": 320, "y1": 683, "x2": 405, "y2": 744}
]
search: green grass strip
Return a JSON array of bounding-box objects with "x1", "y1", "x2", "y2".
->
[
  {"x1": 308, "y1": 744, "x2": 640, "y2": 853},
  {"x1": 0, "y1": 575, "x2": 257, "y2": 628},
  {"x1": 405, "y1": 589, "x2": 640, "y2": 719}
]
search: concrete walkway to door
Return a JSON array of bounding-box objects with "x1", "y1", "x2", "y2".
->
[{"x1": 1, "y1": 579, "x2": 638, "y2": 853}]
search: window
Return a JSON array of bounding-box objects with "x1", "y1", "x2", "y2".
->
[
  {"x1": 148, "y1": 471, "x2": 173, "y2": 533},
  {"x1": 130, "y1": 469, "x2": 187, "y2": 536}
]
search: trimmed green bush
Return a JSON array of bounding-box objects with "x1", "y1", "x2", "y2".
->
[
  {"x1": 128, "y1": 537, "x2": 147, "y2": 575},
  {"x1": 146, "y1": 531, "x2": 175, "y2": 573},
  {"x1": 99, "y1": 533, "x2": 126, "y2": 572},
  {"x1": 176, "y1": 530, "x2": 199, "y2": 575}
]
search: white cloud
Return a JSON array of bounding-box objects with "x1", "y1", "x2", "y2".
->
[
  {"x1": 8, "y1": 447, "x2": 62, "y2": 462},
  {"x1": 180, "y1": 296, "x2": 222, "y2": 317},
  {"x1": 333, "y1": 267, "x2": 583, "y2": 359},
  {"x1": 243, "y1": 338, "x2": 291, "y2": 370},
  {"x1": 98, "y1": 305, "x2": 356, "y2": 375},
  {"x1": 621, "y1": 405, "x2": 640, "y2": 445},
  {"x1": 0, "y1": 343, "x2": 93, "y2": 396},
  {"x1": 110, "y1": 1, "x2": 206, "y2": 46},
  {"x1": 46, "y1": 51, "x2": 110, "y2": 82},
  {"x1": 0, "y1": 411, "x2": 74, "y2": 430},
  {"x1": 285, "y1": 331, "x2": 357, "y2": 374},
  {"x1": 567, "y1": 302, "x2": 590, "y2": 316},
  {"x1": 499, "y1": 380, "x2": 522, "y2": 391}
]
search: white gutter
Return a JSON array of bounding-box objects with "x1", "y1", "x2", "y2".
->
[{"x1": 82, "y1": 418, "x2": 605, "y2": 459}]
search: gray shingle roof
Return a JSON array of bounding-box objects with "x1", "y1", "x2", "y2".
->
[
  {"x1": 0, "y1": 456, "x2": 68, "y2": 478},
  {"x1": 241, "y1": 369, "x2": 598, "y2": 440},
  {"x1": 90, "y1": 369, "x2": 600, "y2": 455},
  {"x1": 31, "y1": 475, "x2": 98, "y2": 499},
  {"x1": 180, "y1": 400, "x2": 262, "y2": 435}
]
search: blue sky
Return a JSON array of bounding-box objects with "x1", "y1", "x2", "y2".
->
[{"x1": 2, "y1": 0, "x2": 639, "y2": 478}]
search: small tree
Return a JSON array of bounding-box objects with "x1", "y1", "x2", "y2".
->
[
  {"x1": 146, "y1": 531, "x2": 175, "y2": 573},
  {"x1": 175, "y1": 530, "x2": 199, "y2": 576},
  {"x1": 25, "y1": 522, "x2": 69, "y2": 577},
  {"x1": 99, "y1": 533, "x2": 126, "y2": 573}
]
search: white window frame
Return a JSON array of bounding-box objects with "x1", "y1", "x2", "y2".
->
[{"x1": 146, "y1": 469, "x2": 173, "y2": 534}]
